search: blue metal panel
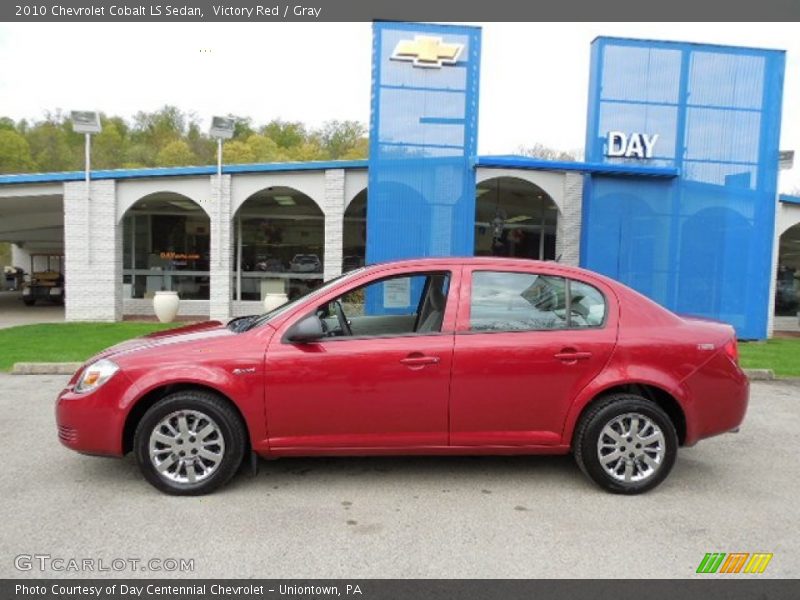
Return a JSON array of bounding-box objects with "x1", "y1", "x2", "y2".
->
[
  {"x1": 366, "y1": 21, "x2": 481, "y2": 264},
  {"x1": 475, "y1": 155, "x2": 678, "y2": 178},
  {"x1": 583, "y1": 37, "x2": 785, "y2": 339}
]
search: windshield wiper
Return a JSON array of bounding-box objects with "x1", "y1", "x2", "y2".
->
[{"x1": 227, "y1": 314, "x2": 261, "y2": 333}]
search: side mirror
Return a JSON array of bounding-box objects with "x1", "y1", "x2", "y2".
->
[{"x1": 286, "y1": 314, "x2": 325, "y2": 343}]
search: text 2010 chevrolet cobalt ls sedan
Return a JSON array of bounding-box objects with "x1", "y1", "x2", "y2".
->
[{"x1": 56, "y1": 258, "x2": 748, "y2": 495}]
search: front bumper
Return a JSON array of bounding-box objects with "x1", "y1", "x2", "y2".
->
[{"x1": 55, "y1": 371, "x2": 132, "y2": 456}]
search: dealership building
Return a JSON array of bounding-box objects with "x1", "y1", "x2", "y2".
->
[{"x1": 1, "y1": 22, "x2": 798, "y2": 340}]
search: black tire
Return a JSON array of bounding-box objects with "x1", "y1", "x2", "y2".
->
[
  {"x1": 23, "y1": 297, "x2": 35, "y2": 306},
  {"x1": 133, "y1": 390, "x2": 246, "y2": 495},
  {"x1": 573, "y1": 393, "x2": 678, "y2": 494}
]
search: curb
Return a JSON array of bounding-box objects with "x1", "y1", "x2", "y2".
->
[
  {"x1": 11, "y1": 362, "x2": 82, "y2": 375},
  {"x1": 742, "y1": 368, "x2": 775, "y2": 381}
]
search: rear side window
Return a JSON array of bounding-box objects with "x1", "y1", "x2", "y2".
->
[
  {"x1": 569, "y1": 280, "x2": 606, "y2": 327},
  {"x1": 470, "y1": 272, "x2": 568, "y2": 332},
  {"x1": 469, "y1": 271, "x2": 606, "y2": 332}
]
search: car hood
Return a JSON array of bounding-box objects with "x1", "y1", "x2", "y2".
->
[{"x1": 87, "y1": 320, "x2": 234, "y2": 364}]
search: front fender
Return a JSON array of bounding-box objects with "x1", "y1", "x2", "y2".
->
[{"x1": 120, "y1": 363, "x2": 267, "y2": 449}]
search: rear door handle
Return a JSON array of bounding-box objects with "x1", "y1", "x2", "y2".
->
[
  {"x1": 400, "y1": 355, "x2": 441, "y2": 367},
  {"x1": 554, "y1": 350, "x2": 593, "y2": 361}
]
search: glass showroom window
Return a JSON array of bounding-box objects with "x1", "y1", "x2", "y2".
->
[
  {"x1": 121, "y1": 194, "x2": 210, "y2": 300},
  {"x1": 475, "y1": 177, "x2": 558, "y2": 261},
  {"x1": 232, "y1": 187, "x2": 325, "y2": 302}
]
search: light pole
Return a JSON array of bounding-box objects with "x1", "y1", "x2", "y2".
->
[
  {"x1": 209, "y1": 116, "x2": 236, "y2": 293},
  {"x1": 210, "y1": 116, "x2": 235, "y2": 177},
  {"x1": 70, "y1": 111, "x2": 102, "y2": 265}
]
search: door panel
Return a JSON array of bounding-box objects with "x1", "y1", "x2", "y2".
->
[
  {"x1": 450, "y1": 328, "x2": 615, "y2": 445},
  {"x1": 450, "y1": 267, "x2": 617, "y2": 446},
  {"x1": 262, "y1": 266, "x2": 461, "y2": 450},
  {"x1": 264, "y1": 335, "x2": 454, "y2": 448}
]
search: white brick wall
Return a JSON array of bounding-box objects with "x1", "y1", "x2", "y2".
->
[
  {"x1": 232, "y1": 300, "x2": 266, "y2": 317},
  {"x1": 556, "y1": 172, "x2": 583, "y2": 267},
  {"x1": 323, "y1": 169, "x2": 345, "y2": 281},
  {"x1": 64, "y1": 180, "x2": 121, "y2": 321},
  {"x1": 59, "y1": 168, "x2": 588, "y2": 322},
  {"x1": 123, "y1": 299, "x2": 210, "y2": 317},
  {"x1": 209, "y1": 174, "x2": 233, "y2": 322}
]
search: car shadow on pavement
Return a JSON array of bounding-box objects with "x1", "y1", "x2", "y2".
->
[
  {"x1": 72, "y1": 452, "x2": 589, "y2": 494},
  {"x1": 240, "y1": 453, "x2": 590, "y2": 494}
]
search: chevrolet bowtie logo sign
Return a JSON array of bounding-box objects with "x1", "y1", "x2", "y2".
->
[{"x1": 391, "y1": 36, "x2": 464, "y2": 68}]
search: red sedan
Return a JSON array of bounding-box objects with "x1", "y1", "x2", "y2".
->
[{"x1": 56, "y1": 258, "x2": 748, "y2": 495}]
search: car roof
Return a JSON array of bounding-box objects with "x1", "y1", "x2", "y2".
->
[{"x1": 363, "y1": 256, "x2": 594, "y2": 275}]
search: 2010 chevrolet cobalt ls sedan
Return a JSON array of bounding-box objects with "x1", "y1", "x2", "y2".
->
[{"x1": 56, "y1": 258, "x2": 748, "y2": 495}]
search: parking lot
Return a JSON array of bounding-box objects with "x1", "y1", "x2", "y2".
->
[
  {"x1": 0, "y1": 291, "x2": 63, "y2": 329},
  {"x1": 1, "y1": 373, "x2": 798, "y2": 579}
]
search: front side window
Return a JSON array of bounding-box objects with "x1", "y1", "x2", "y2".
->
[
  {"x1": 316, "y1": 272, "x2": 451, "y2": 338},
  {"x1": 470, "y1": 271, "x2": 568, "y2": 332}
]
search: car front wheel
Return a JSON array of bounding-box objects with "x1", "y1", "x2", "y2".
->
[
  {"x1": 133, "y1": 390, "x2": 246, "y2": 495},
  {"x1": 573, "y1": 394, "x2": 678, "y2": 494}
]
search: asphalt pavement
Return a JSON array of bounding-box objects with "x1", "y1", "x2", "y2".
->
[
  {"x1": 1, "y1": 374, "x2": 798, "y2": 578},
  {"x1": 0, "y1": 291, "x2": 64, "y2": 329}
]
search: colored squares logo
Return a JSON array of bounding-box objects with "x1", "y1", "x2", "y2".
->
[{"x1": 697, "y1": 553, "x2": 773, "y2": 574}]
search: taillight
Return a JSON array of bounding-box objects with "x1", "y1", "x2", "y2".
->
[{"x1": 723, "y1": 337, "x2": 739, "y2": 365}]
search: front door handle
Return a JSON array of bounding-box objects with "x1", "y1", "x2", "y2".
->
[
  {"x1": 400, "y1": 354, "x2": 441, "y2": 368},
  {"x1": 554, "y1": 349, "x2": 592, "y2": 361}
]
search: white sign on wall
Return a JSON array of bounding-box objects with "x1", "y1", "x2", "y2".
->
[
  {"x1": 606, "y1": 131, "x2": 659, "y2": 159},
  {"x1": 383, "y1": 278, "x2": 411, "y2": 308}
]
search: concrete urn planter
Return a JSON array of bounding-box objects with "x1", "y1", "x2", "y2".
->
[
  {"x1": 153, "y1": 291, "x2": 180, "y2": 323},
  {"x1": 263, "y1": 292, "x2": 289, "y2": 312}
]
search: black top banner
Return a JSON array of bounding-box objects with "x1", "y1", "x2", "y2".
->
[{"x1": 2, "y1": 0, "x2": 800, "y2": 22}]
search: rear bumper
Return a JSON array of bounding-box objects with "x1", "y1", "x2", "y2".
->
[{"x1": 682, "y1": 352, "x2": 749, "y2": 446}]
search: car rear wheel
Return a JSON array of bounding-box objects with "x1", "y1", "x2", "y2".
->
[
  {"x1": 573, "y1": 394, "x2": 677, "y2": 494},
  {"x1": 133, "y1": 390, "x2": 246, "y2": 495},
  {"x1": 23, "y1": 297, "x2": 35, "y2": 306}
]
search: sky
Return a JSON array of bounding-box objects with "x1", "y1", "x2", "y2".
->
[{"x1": 0, "y1": 21, "x2": 798, "y2": 192}]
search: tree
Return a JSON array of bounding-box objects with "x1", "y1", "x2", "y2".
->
[
  {"x1": 157, "y1": 140, "x2": 198, "y2": 167},
  {"x1": 92, "y1": 117, "x2": 127, "y2": 169},
  {"x1": 246, "y1": 134, "x2": 286, "y2": 162},
  {"x1": 0, "y1": 130, "x2": 34, "y2": 172},
  {"x1": 260, "y1": 119, "x2": 306, "y2": 150},
  {"x1": 317, "y1": 120, "x2": 367, "y2": 159},
  {"x1": 222, "y1": 140, "x2": 256, "y2": 164},
  {"x1": 0, "y1": 107, "x2": 370, "y2": 174},
  {"x1": 340, "y1": 137, "x2": 369, "y2": 160},
  {"x1": 230, "y1": 115, "x2": 255, "y2": 140},
  {"x1": 186, "y1": 121, "x2": 215, "y2": 165},
  {"x1": 285, "y1": 141, "x2": 326, "y2": 162},
  {"x1": 131, "y1": 105, "x2": 189, "y2": 151},
  {"x1": 27, "y1": 118, "x2": 77, "y2": 171},
  {"x1": 518, "y1": 143, "x2": 582, "y2": 162}
]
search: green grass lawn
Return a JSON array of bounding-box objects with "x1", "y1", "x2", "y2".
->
[
  {"x1": 0, "y1": 322, "x2": 184, "y2": 371},
  {"x1": 739, "y1": 338, "x2": 800, "y2": 377}
]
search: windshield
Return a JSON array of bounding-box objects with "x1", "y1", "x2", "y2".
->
[{"x1": 230, "y1": 267, "x2": 366, "y2": 332}]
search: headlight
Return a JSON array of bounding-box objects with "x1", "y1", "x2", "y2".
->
[{"x1": 74, "y1": 359, "x2": 120, "y2": 394}]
